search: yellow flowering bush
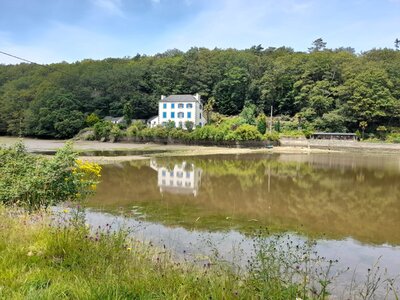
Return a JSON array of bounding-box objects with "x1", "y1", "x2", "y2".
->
[{"x1": 0, "y1": 141, "x2": 102, "y2": 210}]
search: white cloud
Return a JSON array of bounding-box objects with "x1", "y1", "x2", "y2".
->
[
  {"x1": 158, "y1": 0, "x2": 315, "y2": 51},
  {"x1": 90, "y1": 0, "x2": 125, "y2": 17}
]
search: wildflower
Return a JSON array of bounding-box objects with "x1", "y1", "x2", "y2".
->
[
  {"x1": 127, "y1": 247, "x2": 132, "y2": 251},
  {"x1": 63, "y1": 209, "x2": 70, "y2": 213},
  {"x1": 27, "y1": 251, "x2": 33, "y2": 257}
]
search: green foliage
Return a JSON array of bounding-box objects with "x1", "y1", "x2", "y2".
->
[
  {"x1": 1, "y1": 47, "x2": 399, "y2": 139},
  {"x1": 123, "y1": 102, "x2": 134, "y2": 126},
  {"x1": 93, "y1": 121, "x2": 113, "y2": 140},
  {"x1": 184, "y1": 120, "x2": 194, "y2": 132},
  {"x1": 256, "y1": 113, "x2": 267, "y2": 134},
  {"x1": 0, "y1": 142, "x2": 101, "y2": 210},
  {"x1": 86, "y1": 113, "x2": 100, "y2": 127},
  {"x1": 239, "y1": 102, "x2": 257, "y2": 125},
  {"x1": 229, "y1": 124, "x2": 262, "y2": 141},
  {"x1": 165, "y1": 120, "x2": 176, "y2": 130},
  {"x1": 0, "y1": 207, "x2": 347, "y2": 299}
]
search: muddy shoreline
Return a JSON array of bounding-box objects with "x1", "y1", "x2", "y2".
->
[{"x1": 2, "y1": 136, "x2": 399, "y2": 164}]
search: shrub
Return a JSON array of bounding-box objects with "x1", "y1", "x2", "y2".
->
[
  {"x1": 264, "y1": 132, "x2": 280, "y2": 141},
  {"x1": 0, "y1": 142, "x2": 101, "y2": 210},
  {"x1": 257, "y1": 114, "x2": 267, "y2": 134},
  {"x1": 239, "y1": 102, "x2": 257, "y2": 125},
  {"x1": 93, "y1": 121, "x2": 113, "y2": 140},
  {"x1": 165, "y1": 120, "x2": 176, "y2": 130},
  {"x1": 127, "y1": 124, "x2": 140, "y2": 137},
  {"x1": 185, "y1": 121, "x2": 194, "y2": 132},
  {"x1": 110, "y1": 124, "x2": 123, "y2": 142},
  {"x1": 233, "y1": 124, "x2": 263, "y2": 141},
  {"x1": 86, "y1": 113, "x2": 100, "y2": 127}
]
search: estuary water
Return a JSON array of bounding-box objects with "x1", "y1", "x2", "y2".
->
[{"x1": 86, "y1": 152, "x2": 400, "y2": 296}]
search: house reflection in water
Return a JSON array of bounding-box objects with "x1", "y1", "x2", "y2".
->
[{"x1": 150, "y1": 160, "x2": 202, "y2": 196}]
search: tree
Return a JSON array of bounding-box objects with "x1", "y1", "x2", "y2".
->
[
  {"x1": 359, "y1": 121, "x2": 368, "y2": 139},
  {"x1": 204, "y1": 97, "x2": 215, "y2": 124},
  {"x1": 395, "y1": 38, "x2": 400, "y2": 51},
  {"x1": 239, "y1": 102, "x2": 257, "y2": 125},
  {"x1": 214, "y1": 67, "x2": 250, "y2": 115},
  {"x1": 86, "y1": 113, "x2": 100, "y2": 127},
  {"x1": 123, "y1": 102, "x2": 134, "y2": 126},
  {"x1": 308, "y1": 38, "x2": 327, "y2": 52},
  {"x1": 256, "y1": 113, "x2": 267, "y2": 134}
]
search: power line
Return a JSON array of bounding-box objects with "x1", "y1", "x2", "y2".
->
[
  {"x1": 0, "y1": 50, "x2": 74, "y2": 77},
  {"x1": 0, "y1": 50, "x2": 41, "y2": 65}
]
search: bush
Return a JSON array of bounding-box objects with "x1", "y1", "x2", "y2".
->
[
  {"x1": 232, "y1": 124, "x2": 263, "y2": 141},
  {"x1": 257, "y1": 114, "x2": 267, "y2": 134},
  {"x1": 110, "y1": 124, "x2": 123, "y2": 142},
  {"x1": 0, "y1": 142, "x2": 101, "y2": 210},
  {"x1": 265, "y1": 132, "x2": 280, "y2": 141},
  {"x1": 185, "y1": 121, "x2": 194, "y2": 132},
  {"x1": 93, "y1": 121, "x2": 113, "y2": 140},
  {"x1": 86, "y1": 113, "x2": 100, "y2": 127}
]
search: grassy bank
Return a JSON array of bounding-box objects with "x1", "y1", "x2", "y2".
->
[{"x1": 0, "y1": 206, "x2": 317, "y2": 300}]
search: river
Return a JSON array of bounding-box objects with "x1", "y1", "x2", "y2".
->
[{"x1": 85, "y1": 152, "x2": 400, "y2": 297}]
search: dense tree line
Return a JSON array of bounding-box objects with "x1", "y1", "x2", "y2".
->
[{"x1": 0, "y1": 43, "x2": 399, "y2": 138}]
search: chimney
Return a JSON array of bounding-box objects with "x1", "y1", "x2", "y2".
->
[
  {"x1": 194, "y1": 93, "x2": 200, "y2": 101},
  {"x1": 161, "y1": 95, "x2": 166, "y2": 100}
]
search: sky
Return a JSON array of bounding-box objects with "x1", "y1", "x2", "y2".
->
[{"x1": 0, "y1": 0, "x2": 399, "y2": 64}]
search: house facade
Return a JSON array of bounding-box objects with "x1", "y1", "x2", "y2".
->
[{"x1": 149, "y1": 93, "x2": 206, "y2": 129}]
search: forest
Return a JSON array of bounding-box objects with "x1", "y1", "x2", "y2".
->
[{"x1": 0, "y1": 41, "x2": 399, "y2": 139}]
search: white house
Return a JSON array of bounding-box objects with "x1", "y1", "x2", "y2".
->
[
  {"x1": 148, "y1": 93, "x2": 207, "y2": 129},
  {"x1": 150, "y1": 159, "x2": 202, "y2": 197}
]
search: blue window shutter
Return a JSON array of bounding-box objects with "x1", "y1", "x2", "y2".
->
[
  {"x1": 163, "y1": 103, "x2": 166, "y2": 109},
  {"x1": 188, "y1": 112, "x2": 191, "y2": 118},
  {"x1": 171, "y1": 103, "x2": 175, "y2": 109},
  {"x1": 171, "y1": 112, "x2": 175, "y2": 118},
  {"x1": 163, "y1": 112, "x2": 166, "y2": 118}
]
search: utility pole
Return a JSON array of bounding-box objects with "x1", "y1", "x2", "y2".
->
[{"x1": 269, "y1": 105, "x2": 273, "y2": 134}]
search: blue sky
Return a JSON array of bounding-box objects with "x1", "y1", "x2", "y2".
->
[{"x1": 0, "y1": 0, "x2": 399, "y2": 64}]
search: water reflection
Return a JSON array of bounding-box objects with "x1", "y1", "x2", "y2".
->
[
  {"x1": 87, "y1": 153, "x2": 400, "y2": 245},
  {"x1": 150, "y1": 159, "x2": 202, "y2": 197}
]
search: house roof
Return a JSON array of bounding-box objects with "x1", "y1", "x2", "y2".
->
[
  {"x1": 104, "y1": 116, "x2": 124, "y2": 123},
  {"x1": 312, "y1": 132, "x2": 357, "y2": 136},
  {"x1": 161, "y1": 94, "x2": 200, "y2": 103},
  {"x1": 147, "y1": 116, "x2": 158, "y2": 122}
]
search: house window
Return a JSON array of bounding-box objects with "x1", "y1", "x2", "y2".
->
[
  {"x1": 200, "y1": 113, "x2": 202, "y2": 119},
  {"x1": 163, "y1": 103, "x2": 167, "y2": 109},
  {"x1": 187, "y1": 112, "x2": 191, "y2": 119},
  {"x1": 199, "y1": 122, "x2": 202, "y2": 127},
  {"x1": 186, "y1": 172, "x2": 190, "y2": 178},
  {"x1": 179, "y1": 121, "x2": 183, "y2": 128},
  {"x1": 178, "y1": 112, "x2": 184, "y2": 118},
  {"x1": 171, "y1": 112, "x2": 175, "y2": 118},
  {"x1": 177, "y1": 171, "x2": 183, "y2": 178},
  {"x1": 170, "y1": 171, "x2": 174, "y2": 177},
  {"x1": 162, "y1": 179, "x2": 166, "y2": 185},
  {"x1": 185, "y1": 182, "x2": 191, "y2": 187},
  {"x1": 171, "y1": 103, "x2": 175, "y2": 109},
  {"x1": 186, "y1": 103, "x2": 193, "y2": 109},
  {"x1": 162, "y1": 170, "x2": 166, "y2": 176},
  {"x1": 178, "y1": 103, "x2": 184, "y2": 109},
  {"x1": 163, "y1": 112, "x2": 167, "y2": 118}
]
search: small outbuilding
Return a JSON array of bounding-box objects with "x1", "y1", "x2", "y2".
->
[{"x1": 311, "y1": 132, "x2": 358, "y2": 141}]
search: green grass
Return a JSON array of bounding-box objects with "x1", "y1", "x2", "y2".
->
[
  {"x1": 1, "y1": 206, "x2": 398, "y2": 299},
  {"x1": 0, "y1": 206, "x2": 310, "y2": 300}
]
